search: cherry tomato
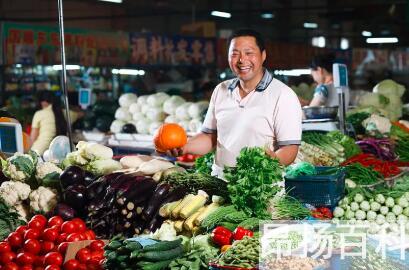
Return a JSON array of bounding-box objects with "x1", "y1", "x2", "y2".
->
[
  {"x1": 45, "y1": 265, "x2": 60, "y2": 270},
  {"x1": 42, "y1": 228, "x2": 59, "y2": 242},
  {"x1": 86, "y1": 258, "x2": 103, "y2": 270},
  {"x1": 34, "y1": 267, "x2": 46, "y2": 270},
  {"x1": 15, "y1": 225, "x2": 29, "y2": 236},
  {"x1": 90, "y1": 250, "x2": 104, "y2": 260},
  {"x1": 61, "y1": 221, "x2": 77, "y2": 234},
  {"x1": 24, "y1": 229, "x2": 41, "y2": 240},
  {"x1": 63, "y1": 259, "x2": 80, "y2": 270},
  {"x1": 77, "y1": 263, "x2": 87, "y2": 270},
  {"x1": 50, "y1": 225, "x2": 61, "y2": 233},
  {"x1": 55, "y1": 233, "x2": 68, "y2": 245},
  {"x1": 0, "y1": 251, "x2": 16, "y2": 264},
  {"x1": 20, "y1": 266, "x2": 33, "y2": 270},
  {"x1": 47, "y1": 216, "x2": 63, "y2": 228},
  {"x1": 71, "y1": 218, "x2": 86, "y2": 233},
  {"x1": 8, "y1": 232, "x2": 23, "y2": 248},
  {"x1": 75, "y1": 248, "x2": 91, "y2": 263},
  {"x1": 44, "y1": 252, "x2": 63, "y2": 266},
  {"x1": 57, "y1": 242, "x2": 68, "y2": 255},
  {"x1": 29, "y1": 219, "x2": 45, "y2": 231},
  {"x1": 82, "y1": 230, "x2": 95, "y2": 240},
  {"x1": 66, "y1": 233, "x2": 82, "y2": 243},
  {"x1": 16, "y1": 252, "x2": 35, "y2": 266},
  {"x1": 0, "y1": 241, "x2": 11, "y2": 253},
  {"x1": 41, "y1": 241, "x2": 55, "y2": 254},
  {"x1": 24, "y1": 239, "x2": 42, "y2": 255},
  {"x1": 3, "y1": 262, "x2": 19, "y2": 270},
  {"x1": 31, "y1": 215, "x2": 47, "y2": 228},
  {"x1": 89, "y1": 240, "x2": 105, "y2": 251},
  {"x1": 33, "y1": 255, "x2": 45, "y2": 266}
]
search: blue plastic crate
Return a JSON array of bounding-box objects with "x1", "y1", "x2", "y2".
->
[{"x1": 284, "y1": 166, "x2": 346, "y2": 208}]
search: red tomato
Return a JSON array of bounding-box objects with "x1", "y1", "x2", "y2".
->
[
  {"x1": 33, "y1": 255, "x2": 45, "y2": 266},
  {"x1": 86, "y1": 258, "x2": 102, "y2": 270},
  {"x1": 45, "y1": 265, "x2": 60, "y2": 270},
  {"x1": 77, "y1": 264, "x2": 87, "y2": 270},
  {"x1": 71, "y1": 218, "x2": 86, "y2": 233},
  {"x1": 63, "y1": 259, "x2": 80, "y2": 270},
  {"x1": 31, "y1": 215, "x2": 47, "y2": 228},
  {"x1": 16, "y1": 252, "x2": 35, "y2": 266},
  {"x1": 47, "y1": 217, "x2": 63, "y2": 228},
  {"x1": 50, "y1": 225, "x2": 61, "y2": 233},
  {"x1": 89, "y1": 240, "x2": 105, "y2": 251},
  {"x1": 66, "y1": 233, "x2": 82, "y2": 243},
  {"x1": 41, "y1": 241, "x2": 55, "y2": 254},
  {"x1": 20, "y1": 266, "x2": 33, "y2": 270},
  {"x1": 42, "y1": 228, "x2": 59, "y2": 242},
  {"x1": 75, "y1": 248, "x2": 91, "y2": 263},
  {"x1": 0, "y1": 241, "x2": 11, "y2": 253},
  {"x1": 24, "y1": 229, "x2": 41, "y2": 240},
  {"x1": 57, "y1": 242, "x2": 68, "y2": 255},
  {"x1": 24, "y1": 239, "x2": 42, "y2": 255},
  {"x1": 3, "y1": 262, "x2": 19, "y2": 270},
  {"x1": 0, "y1": 251, "x2": 16, "y2": 263},
  {"x1": 15, "y1": 225, "x2": 29, "y2": 236},
  {"x1": 8, "y1": 232, "x2": 23, "y2": 248},
  {"x1": 61, "y1": 221, "x2": 77, "y2": 234},
  {"x1": 82, "y1": 230, "x2": 95, "y2": 240},
  {"x1": 34, "y1": 267, "x2": 46, "y2": 270},
  {"x1": 44, "y1": 252, "x2": 63, "y2": 266},
  {"x1": 90, "y1": 250, "x2": 104, "y2": 260},
  {"x1": 55, "y1": 233, "x2": 68, "y2": 245},
  {"x1": 29, "y1": 219, "x2": 46, "y2": 231}
]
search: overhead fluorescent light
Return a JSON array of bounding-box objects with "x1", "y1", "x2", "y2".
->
[
  {"x1": 303, "y1": 22, "x2": 318, "y2": 29},
  {"x1": 112, "y1": 69, "x2": 146, "y2": 76},
  {"x1": 340, "y1": 38, "x2": 349, "y2": 50},
  {"x1": 312, "y1": 36, "x2": 326, "y2": 48},
  {"x1": 219, "y1": 72, "x2": 226, "y2": 79},
  {"x1": 261, "y1": 13, "x2": 274, "y2": 19},
  {"x1": 274, "y1": 69, "x2": 311, "y2": 76},
  {"x1": 362, "y1": 31, "x2": 372, "y2": 37},
  {"x1": 15, "y1": 64, "x2": 22, "y2": 68},
  {"x1": 211, "y1": 11, "x2": 231, "y2": 18},
  {"x1": 98, "y1": 0, "x2": 122, "y2": 3},
  {"x1": 366, "y1": 37, "x2": 398, "y2": 44},
  {"x1": 52, "y1": 65, "x2": 80, "y2": 70}
]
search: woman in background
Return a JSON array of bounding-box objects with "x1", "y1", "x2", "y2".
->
[{"x1": 30, "y1": 91, "x2": 68, "y2": 155}]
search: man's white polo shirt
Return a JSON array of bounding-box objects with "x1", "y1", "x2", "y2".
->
[{"x1": 202, "y1": 70, "x2": 302, "y2": 172}]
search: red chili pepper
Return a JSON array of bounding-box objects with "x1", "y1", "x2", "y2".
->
[
  {"x1": 311, "y1": 211, "x2": 325, "y2": 219},
  {"x1": 233, "y1": 227, "x2": 254, "y2": 240},
  {"x1": 211, "y1": 226, "x2": 233, "y2": 246}
]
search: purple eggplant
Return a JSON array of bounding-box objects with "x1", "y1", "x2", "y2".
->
[
  {"x1": 60, "y1": 165, "x2": 85, "y2": 188},
  {"x1": 53, "y1": 203, "x2": 76, "y2": 220},
  {"x1": 63, "y1": 184, "x2": 87, "y2": 211},
  {"x1": 142, "y1": 183, "x2": 171, "y2": 221}
]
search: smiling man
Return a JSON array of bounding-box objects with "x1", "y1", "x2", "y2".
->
[{"x1": 167, "y1": 29, "x2": 302, "y2": 177}]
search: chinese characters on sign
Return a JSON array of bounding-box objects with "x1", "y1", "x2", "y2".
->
[
  {"x1": 129, "y1": 33, "x2": 216, "y2": 66},
  {"x1": 260, "y1": 221, "x2": 409, "y2": 270}
]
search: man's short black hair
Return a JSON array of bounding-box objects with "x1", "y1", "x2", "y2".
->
[
  {"x1": 229, "y1": 29, "x2": 266, "y2": 52},
  {"x1": 310, "y1": 53, "x2": 336, "y2": 73}
]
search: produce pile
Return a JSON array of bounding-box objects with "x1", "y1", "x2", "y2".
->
[{"x1": 110, "y1": 93, "x2": 209, "y2": 135}]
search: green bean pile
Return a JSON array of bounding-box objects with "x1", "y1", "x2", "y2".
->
[
  {"x1": 346, "y1": 163, "x2": 383, "y2": 185},
  {"x1": 216, "y1": 236, "x2": 259, "y2": 268}
]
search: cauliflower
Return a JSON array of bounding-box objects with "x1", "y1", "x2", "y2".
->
[
  {"x1": 61, "y1": 151, "x2": 88, "y2": 169},
  {"x1": 35, "y1": 162, "x2": 63, "y2": 188},
  {"x1": 0, "y1": 181, "x2": 31, "y2": 207},
  {"x1": 29, "y1": 186, "x2": 58, "y2": 214},
  {"x1": 85, "y1": 159, "x2": 122, "y2": 176},
  {"x1": 362, "y1": 114, "x2": 392, "y2": 136},
  {"x1": 13, "y1": 203, "x2": 30, "y2": 221},
  {"x1": 1, "y1": 152, "x2": 37, "y2": 182}
]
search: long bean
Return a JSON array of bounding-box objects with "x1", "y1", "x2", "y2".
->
[
  {"x1": 271, "y1": 196, "x2": 310, "y2": 220},
  {"x1": 346, "y1": 163, "x2": 383, "y2": 185}
]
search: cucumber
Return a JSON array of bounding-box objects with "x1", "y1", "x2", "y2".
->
[
  {"x1": 137, "y1": 259, "x2": 173, "y2": 270},
  {"x1": 140, "y1": 246, "x2": 184, "y2": 262},
  {"x1": 116, "y1": 246, "x2": 129, "y2": 255},
  {"x1": 125, "y1": 241, "x2": 143, "y2": 250},
  {"x1": 130, "y1": 249, "x2": 141, "y2": 260},
  {"x1": 105, "y1": 251, "x2": 117, "y2": 261},
  {"x1": 142, "y1": 238, "x2": 182, "y2": 252},
  {"x1": 119, "y1": 261, "x2": 129, "y2": 268},
  {"x1": 106, "y1": 240, "x2": 123, "y2": 250},
  {"x1": 117, "y1": 255, "x2": 128, "y2": 262}
]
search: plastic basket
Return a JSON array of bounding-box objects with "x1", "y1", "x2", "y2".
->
[{"x1": 284, "y1": 166, "x2": 346, "y2": 208}]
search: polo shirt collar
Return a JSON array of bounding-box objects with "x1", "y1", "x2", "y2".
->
[{"x1": 227, "y1": 69, "x2": 273, "y2": 92}]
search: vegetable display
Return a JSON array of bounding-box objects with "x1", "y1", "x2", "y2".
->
[
  {"x1": 224, "y1": 147, "x2": 283, "y2": 218},
  {"x1": 342, "y1": 153, "x2": 402, "y2": 178},
  {"x1": 212, "y1": 236, "x2": 259, "y2": 268}
]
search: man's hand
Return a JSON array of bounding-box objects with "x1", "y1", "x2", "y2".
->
[{"x1": 156, "y1": 147, "x2": 184, "y2": 157}]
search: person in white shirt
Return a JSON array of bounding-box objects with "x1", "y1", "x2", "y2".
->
[{"x1": 166, "y1": 29, "x2": 302, "y2": 177}]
